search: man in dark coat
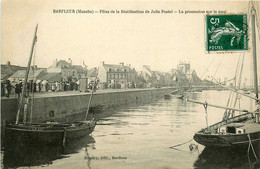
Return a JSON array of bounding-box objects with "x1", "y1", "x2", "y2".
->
[
  {"x1": 6, "y1": 80, "x2": 12, "y2": 98},
  {"x1": 1, "y1": 82, "x2": 5, "y2": 97},
  {"x1": 15, "y1": 82, "x2": 22, "y2": 98}
]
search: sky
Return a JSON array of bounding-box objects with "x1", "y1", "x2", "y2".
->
[{"x1": 2, "y1": 0, "x2": 260, "y2": 83}]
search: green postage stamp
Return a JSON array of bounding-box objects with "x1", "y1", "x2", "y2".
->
[{"x1": 206, "y1": 14, "x2": 248, "y2": 51}]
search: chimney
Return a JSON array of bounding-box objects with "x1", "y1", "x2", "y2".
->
[
  {"x1": 120, "y1": 62, "x2": 124, "y2": 67},
  {"x1": 101, "y1": 61, "x2": 105, "y2": 66},
  {"x1": 7, "y1": 61, "x2": 10, "y2": 66},
  {"x1": 68, "y1": 58, "x2": 72, "y2": 65}
]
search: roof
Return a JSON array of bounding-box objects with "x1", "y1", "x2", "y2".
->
[
  {"x1": 10, "y1": 69, "x2": 45, "y2": 80},
  {"x1": 48, "y1": 60, "x2": 71, "y2": 69},
  {"x1": 142, "y1": 65, "x2": 153, "y2": 77},
  {"x1": 102, "y1": 64, "x2": 133, "y2": 72},
  {"x1": 38, "y1": 73, "x2": 62, "y2": 82},
  {"x1": 1, "y1": 64, "x2": 26, "y2": 80},
  {"x1": 48, "y1": 60, "x2": 84, "y2": 72}
]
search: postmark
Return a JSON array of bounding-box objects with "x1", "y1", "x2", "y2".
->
[{"x1": 206, "y1": 14, "x2": 248, "y2": 51}]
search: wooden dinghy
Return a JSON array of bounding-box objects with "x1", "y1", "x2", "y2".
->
[{"x1": 5, "y1": 120, "x2": 96, "y2": 145}]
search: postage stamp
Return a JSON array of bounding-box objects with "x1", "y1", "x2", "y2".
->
[{"x1": 206, "y1": 14, "x2": 248, "y2": 51}]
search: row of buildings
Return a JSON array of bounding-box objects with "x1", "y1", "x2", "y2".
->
[{"x1": 1, "y1": 59, "x2": 204, "y2": 89}]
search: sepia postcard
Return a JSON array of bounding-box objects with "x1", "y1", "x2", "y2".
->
[{"x1": 1, "y1": 0, "x2": 260, "y2": 169}]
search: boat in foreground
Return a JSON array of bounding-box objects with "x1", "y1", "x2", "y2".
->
[
  {"x1": 4, "y1": 24, "x2": 97, "y2": 146},
  {"x1": 5, "y1": 120, "x2": 96, "y2": 145},
  {"x1": 189, "y1": 3, "x2": 260, "y2": 149},
  {"x1": 193, "y1": 113, "x2": 260, "y2": 147}
]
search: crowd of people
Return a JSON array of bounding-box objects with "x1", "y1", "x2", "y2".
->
[
  {"x1": 1, "y1": 79, "x2": 81, "y2": 98},
  {"x1": 1, "y1": 78, "x2": 142, "y2": 99}
]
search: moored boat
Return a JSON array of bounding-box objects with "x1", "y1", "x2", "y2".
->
[
  {"x1": 4, "y1": 24, "x2": 97, "y2": 146},
  {"x1": 5, "y1": 121, "x2": 96, "y2": 145},
  {"x1": 189, "y1": 2, "x2": 260, "y2": 149},
  {"x1": 193, "y1": 113, "x2": 260, "y2": 147}
]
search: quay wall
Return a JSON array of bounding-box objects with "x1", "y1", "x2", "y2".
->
[{"x1": 1, "y1": 88, "x2": 174, "y2": 123}]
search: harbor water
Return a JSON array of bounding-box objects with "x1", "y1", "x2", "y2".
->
[{"x1": 2, "y1": 90, "x2": 259, "y2": 169}]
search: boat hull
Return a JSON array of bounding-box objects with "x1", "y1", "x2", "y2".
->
[
  {"x1": 194, "y1": 131, "x2": 260, "y2": 147},
  {"x1": 194, "y1": 113, "x2": 260, "y2": 147},
  {"x1": 4, "y1": 121, "x2": 96, "y2": 146}
]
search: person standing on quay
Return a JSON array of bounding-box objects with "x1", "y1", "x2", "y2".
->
[
  {"x1": 6, "y1": 80, "x2": 12, "y2": 98},
  {"x1": 1, "y1": 81, "x2": 5, "y2": 97},
  {"x1": 15, "y1": 82, "x2": 21, "y2": 98},
  {"x1": 38, "y1": 82, "x2": 41, "y2": 92}
]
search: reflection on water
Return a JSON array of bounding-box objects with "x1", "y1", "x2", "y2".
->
[
  {"x1": 194, "y1": 146, "x2": 260, "y2": 169},
  {"x1": 2, "y1": 90, "x2": 260, "y2": 169},
  {"x1": 3, "y1": 135, "x2": 95, "y2": 168}
]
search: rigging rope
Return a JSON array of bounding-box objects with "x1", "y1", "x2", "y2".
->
[
  {"x1": 169, "y1": 138, "x2": 194, "y2": 149},
  {"x1": 169, "y1": 138, "x2": 199, "y2": 154},
  {"x1": 201, "y1": 57, "x2": 215, "y2": 80},
  {"x1": 231, "y1": 54, "x2": 245, "y2": 117},
  {"x1": 225, "y1": 54, "x2": 242, "y2": 119},
  {"x1": 213, "y1": 55, "x2": 224, "y2": 79},
  {"x1": 247, "y1": 134, "x2": 259, "y2": 161}
]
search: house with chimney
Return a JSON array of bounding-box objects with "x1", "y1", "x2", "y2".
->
[
  {"x1": 98, "y1": 61, "x2": 137, "y2": 88},
  {"x1": 9, "y1": 65, "x2": 46, "y2": 82},
  {"x1": 1, "y1": 61, "x2": 27, "y2": 80},
  {"x1": 47, "y1": 58, "x2": 87, "y2": 82}
]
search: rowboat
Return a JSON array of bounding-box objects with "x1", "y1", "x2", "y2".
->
[{"x1": 5, "y1": 121, "x2": 96, "y2": 145}]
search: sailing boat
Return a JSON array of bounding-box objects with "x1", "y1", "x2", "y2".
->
[
  {"x1": 4, "y1": 24, "x2": 96, "y2": 145},
  {"x1": 187, "y1": 3, "x2": 260, "y2": 148}
]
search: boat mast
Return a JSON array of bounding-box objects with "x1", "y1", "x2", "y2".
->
[
  {"x1": 251, "y1": 3, "x2": 259, "y2": 102},
  {"x1": 85, "y1": 69, "x2": 98, "y2": 121},
  {"x1": 15, "y1": 24, "x2": 38, "y2": 124}
]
